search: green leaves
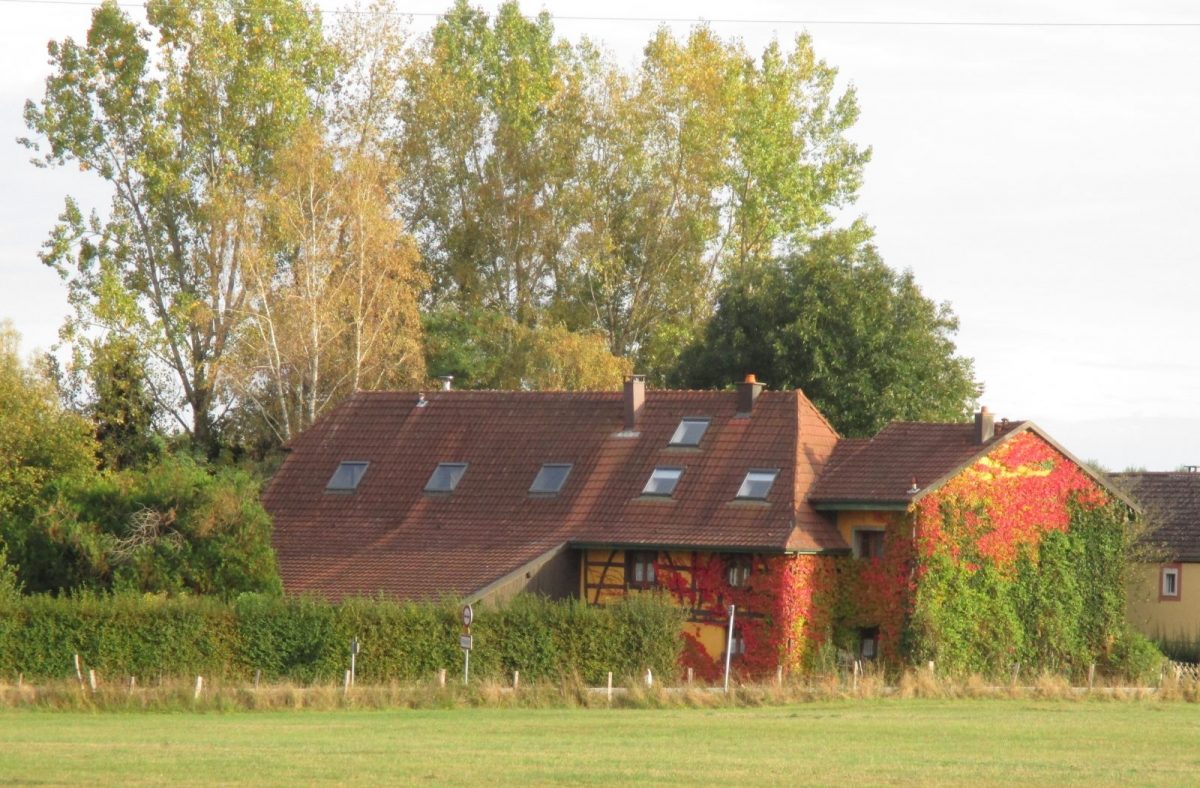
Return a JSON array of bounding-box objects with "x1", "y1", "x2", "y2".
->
[
  {"x1": 25, "y1": 0, "x2": 334, "y2": 454},
  {"x1": 907, "y1": 500, "x2": 1160, "y2": 679},
  {"x1": 673, "y1": 223, "x2": 980, "y2": 437}
]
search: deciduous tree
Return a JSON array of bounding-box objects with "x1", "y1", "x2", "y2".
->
[
  {"x1": 23, "y1": 0, "x2": 335, "y2": 454},
  {"x1": 672, "y1": 225, "x2": 980, "y2": 436}
]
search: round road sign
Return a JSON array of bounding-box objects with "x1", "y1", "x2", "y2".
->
[{"x1": 462, "y1": 604, "x2": 474, "y2": 628}]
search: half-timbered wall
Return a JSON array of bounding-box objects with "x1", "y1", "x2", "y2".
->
[{"x1": 580, "y1": 548, "x2": 837, "y2": 679}]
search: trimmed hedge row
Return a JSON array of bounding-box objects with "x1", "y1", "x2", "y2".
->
[{"x1": 0, "y1": 593, "x2": 685, "y2": 684}]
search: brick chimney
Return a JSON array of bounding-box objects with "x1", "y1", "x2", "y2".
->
[
  {"x1": 974, "y1": 406, "x2": 994, "y2": 444},
  {"x1": 623, "y1": 374, "x2": 645, "y2": 432},
  {"x1": 736, "y1": 374, "x2": 764, "y2": 417}
]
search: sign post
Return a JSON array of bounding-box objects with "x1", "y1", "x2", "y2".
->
[
  {"x1": 723, "y1": 604, "x2": 736, "y2": 695},
  {"x1": 349, "y1": 636, "x2": 360, "y2": 687},
  {"x1": 461, "y1": 604, "x2": 474, "y2": 685}
]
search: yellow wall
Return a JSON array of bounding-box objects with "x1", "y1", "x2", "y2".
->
[
  {"x1": 1128, "y1": 563, "x2": 1200, "y2": 641},
  {"x1": 835, "y1": 511, "x2": 900, "y2": 552},
  {"x1": 581, "y1": 548, "x2": 744, "y2": 665}
]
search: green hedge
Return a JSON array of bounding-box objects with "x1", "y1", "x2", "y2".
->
[{"x1": 0, "y1": 592, "x2": 683, "y2": 685}]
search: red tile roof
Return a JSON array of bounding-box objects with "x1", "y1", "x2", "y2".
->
[
  {"x1": 1109, "y1": 472, "x2": 1200, "y2": 561},
  {"x1": 809, "y1": 420, "x2": 1027, "y2": 505},
  {"x1": 264, "y1": 389, "x2": 845, "y2": 600}
]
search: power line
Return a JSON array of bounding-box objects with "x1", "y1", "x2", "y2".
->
[{"x1": 4, "y1": 0, "x2": 1200, "y2": 28}]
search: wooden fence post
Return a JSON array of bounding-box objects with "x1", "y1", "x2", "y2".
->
[
  {"x1": 88, "y1": 670, "x2": 97, "y2": 693},
  {"x1": 686, "y1": 667, "x2": 694, "y2": 686},
  {"x1": 512, "y1": 671, "x2": 519, "y2": 692},
  {"x1": 645, "y1": 669, "x2": 653, "y2": 688},
  {"x1": 73, "y1": 654, "x2": 83, "y2": 688},
  {"x1": 437, "y1": 669, "x2": 446, "y2": 688},
  {"x1": 254, "y1": 669, "x2": 261, "y2": 690},
  {"x1": 193, "y1": 676, "x2": 203, "y2": 700},
  {"x1": 343, "y1": 670, "x2": 351, "y2": 695},
  {"x1": 607, "y1": 671, "x2": 613, "y2": 705},
  {"x1": 1088, "y1": 664, "x2": 1095, "y2": 690}
]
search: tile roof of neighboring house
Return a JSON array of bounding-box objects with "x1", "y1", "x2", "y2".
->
[
  {"x1": 264, "y1": 388, "x2": 845, "y2": 601},
  {"x1": 808, "y1": 420, "x2": 1027, "y2": 505},
  {"x1": 1108, "y1": 472, "x2": 1200, "y2": 562}
]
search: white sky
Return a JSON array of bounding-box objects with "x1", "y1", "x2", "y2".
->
[{"x1": 2, "y1": 0, "x2": 1199, "y2": 470}]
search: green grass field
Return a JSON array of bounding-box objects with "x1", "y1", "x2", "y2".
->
[{"x1": 1, "y1": 701, "x2": 1198, "y2": 785}]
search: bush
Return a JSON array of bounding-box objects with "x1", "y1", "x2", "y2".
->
[{"x1": 0, "y1": 592, "x2": 683, "y2": 684}]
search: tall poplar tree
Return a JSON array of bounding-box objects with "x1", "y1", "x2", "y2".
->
[{"x1": 23, "y1": 0, "x2": 335, "y2": 454}]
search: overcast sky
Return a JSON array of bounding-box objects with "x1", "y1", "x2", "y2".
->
[{"x1": 3, "y1": 0, "x2": 1199, "y2": 470}]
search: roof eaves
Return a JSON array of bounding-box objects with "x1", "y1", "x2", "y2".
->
[
  {"x1": 464, "y1": 542, "x2": 570, "y2": 603},
  {"x1": 567, "y1": 540, "x2": 791, "y2": 554},
  {"x1": 810, "y1": 501, "x2": 910, "y2": 511}
]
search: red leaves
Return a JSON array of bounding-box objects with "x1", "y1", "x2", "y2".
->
[{"x1": 916, "y1": 432, "x2": 1108, "y2": 567}]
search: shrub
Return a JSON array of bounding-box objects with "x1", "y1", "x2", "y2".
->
[{"x1": 0, "y1": 592, "x2": 683, "y2": 684}]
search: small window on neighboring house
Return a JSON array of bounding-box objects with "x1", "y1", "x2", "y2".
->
[
  {"x1": 642, "y1": 467, "x2": 683, "y2": 497},
  {"x1": 727, "y1": 556, "x2": 752, "y2": 588},
  {"x1": 854, "y1": 529, "x2": 885, "y2": 560},
  {"x1": 1161, "y1": 565, "x2": 1181, "y2": 600},
  {"x1": 859, "y1": 627, "x2": 880, "y2": 660},
  {"x1": 530, "y1": 463, "x2": 572, "y2": 495},
  {"x1": 669, "y1": 417, "x2": 710, "y2": 447},
  {"x1": 326, "y1": 461, "x2": 369, "y2": 492},
  {"x1": 425, "y1": 462, "x2": 468, "y2": 493},
  {"x1": 627, "y1": 551, "x2": 658, "y2": 589},
  {"x1": 736, "y1": 469, "x2": 779, "y2": 500}
]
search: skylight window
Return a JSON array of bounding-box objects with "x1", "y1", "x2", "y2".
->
[
  {"x1": 326, "y1": 461, "x2": 369, "y2": 492},
  {"x1": 736, "y1": 469, "x2": 778, "y2": 500},
  {"x1": 425, "y1": 462, "x2": 468, "y2": 493},
  {"x1": 530, "y1": 463, "x2": 572, "y2": 495},
  {"x1": 669, "y1": 417, "x2": 710, "y2": 447},
  {"x1": 642, "y1": 467, "x2": 683, "y2": 497}
]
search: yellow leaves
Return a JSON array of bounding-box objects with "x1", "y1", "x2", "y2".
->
[{"x1": 975, "y1": 456, "x2": 1053, "y2": 480}]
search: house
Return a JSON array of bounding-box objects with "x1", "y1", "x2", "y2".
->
[
  {"x1": 1109, "y1": 471, "x2": 1200, "y2": 649},
  {"x1": 264, "y1": 377, "x2": 1137, "y2": 677}
]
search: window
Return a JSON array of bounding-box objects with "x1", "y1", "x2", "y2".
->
[
  {"x1": 627, "y1": 551, "x2": 658, "y2": 588},
  {"x1": 424, "y1": 462, "x2": 468, "y2": 493},
  {"x1": 736, "y1": 469, "x2": 779, "y2": 500},
  {"x1": 854, "y1": 529, "x2": 885, "y2": 560},
  {"x1": 727, "y1": 556, "x2": 752, "y2": 588},
  {"x1": 326, "y1": 461, "x2": 369, "y2": 492},
  {"x1": 1161, "y1": 565, "x2": 1182, "y2": 600},
  {"x1": 669, "y1": 417, "x2": 710, "y2": 447},
  {"x1": 729, "y1": 631, "x2": 746, "y2": 657},
  {"x1": 530, "y1": 463, "x2": 572, "y2": 495},
  {"x1": 642, "y1": 467, "x2": 683, "y2": 497},
  {"x1": 859, "y1": 627, "x2": 880, "y2": 660}
]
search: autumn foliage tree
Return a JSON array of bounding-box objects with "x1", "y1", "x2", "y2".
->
[
  {"x1": 23, "y1": 0, "x2": 336, "y2": 454},
  {"x1": 233, "y1": 123, "x2": 426, "y2": 444}
]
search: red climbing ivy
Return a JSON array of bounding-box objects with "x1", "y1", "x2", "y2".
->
[
  {"x1": 657, "y1": 552, "x2": 837, "y2": 679},
  {"x1": 913, "y1": 432, "x2": 1107, "y2": 566},
  {"x1": 650, "y1": 433, "x2": 1131, "y2": 677}
]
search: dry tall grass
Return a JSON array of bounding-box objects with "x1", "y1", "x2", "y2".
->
[{"x1": 1, "y1": 669, "x2": 1197, "y2": 712}]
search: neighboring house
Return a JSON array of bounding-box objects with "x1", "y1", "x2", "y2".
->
[
  {"x1": 264, "y1": 378, "x2": 1135, "y2": 677},
  {"x1": 1110, "y1": 471, "x2": 1200, "y2": 646}
]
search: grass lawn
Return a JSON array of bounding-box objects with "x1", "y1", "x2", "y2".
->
[{"x1": 1, "y1": 701, "x2": 1198, "y2": 785}]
